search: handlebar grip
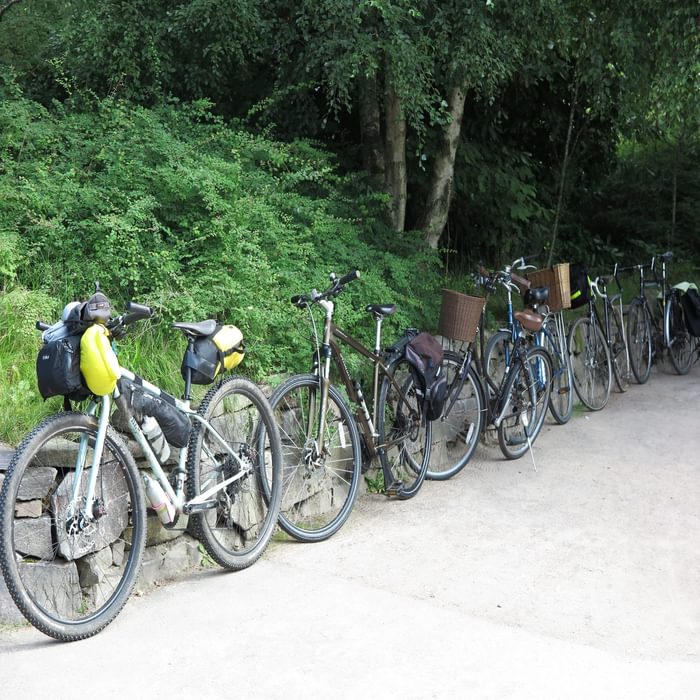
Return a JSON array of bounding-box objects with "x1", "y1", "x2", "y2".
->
[
  {"x1": 338, "y1": 270, "x2": 360, "y2": 286},
  {"x1": 36, "y1": 321, "x2": 50, "y2": 331},
  {"x1": 291, "y1": 294, "x2": 309, "y2": 308},
  {"x1": 126, "y1": 301, "x2": 152, "y2": 316},
  {"x1": 511, "y1": 272, "x2": 531, "y2": 291}
]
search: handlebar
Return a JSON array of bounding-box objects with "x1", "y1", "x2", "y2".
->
[
  {"x1": 291, "y1": 270, "x2": 361, "y2": 308},
  {"x1": 37, "y1": 298, "x2": 153, "y2": 338}
]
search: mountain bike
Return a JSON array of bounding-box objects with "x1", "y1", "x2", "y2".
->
[
  {"x1": 0, "y1": 296, "x2": 282, "y2": 641},
  {"x1": 482, "y1": 257, "x2": 574, "y2": 426},
  {"x1": 428, "y1": 265, "x2": 552, "y2": 476},
  {"x1": 622, "y1": 251, "x2": 693, "y2": 382},
  {"x1": 264, "y1": 271, "x2": 431, "y2": 543}
]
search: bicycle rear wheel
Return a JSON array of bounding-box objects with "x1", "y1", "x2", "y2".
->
[
  {"x1": 626, "y1": 299, "x2": 653, "y2": 384},
  {"x1": 187, "y1": 376, "x2": 282, "y2": 570},
  {"x1": 426, "y1": 351, "x2": 485, "y2": 480},
  {"x1": 568, "y1": 316, "x2": 612, "y2": 410},
  {"x1": 541, "y1": 315, "x2": 573, "y2": 424},
  {"x1": 609, "y1": 303, "x2": 631, "y2": 391},
  {"x1": 0, "y1": 412, "x2": 146, "y2": 641},
  {"x1": 497, "y1": 346, "x2": 552, "y2": 460},
  {"x1": 665, "y1": 293, "x2": 693, "y2": 375},
  {"x1": 264, "y1": 374, "x2": 361, "y2": 542},
  {"x1": 377, "y1": 357, "x2": 432, "y2": 499},
  {"x1": 483, "y1": 330, "x2": 513, "y2": 394}
]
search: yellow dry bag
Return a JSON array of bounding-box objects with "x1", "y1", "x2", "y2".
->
[{"x1": 80, "y1": 324, "x2": 120, "y2": 395}]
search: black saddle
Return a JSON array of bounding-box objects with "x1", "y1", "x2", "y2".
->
[{"x1": 172, "y1": 319, "x2": 217, "y2": 338}]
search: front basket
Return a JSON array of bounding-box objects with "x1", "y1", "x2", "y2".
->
[{"x1": 437, "y1": 289, "x2": 485, "y2": 343}]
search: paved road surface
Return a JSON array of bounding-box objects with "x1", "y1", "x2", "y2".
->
[{"x1": 1, "y1": 364, "x2": 699, "y2": 699}]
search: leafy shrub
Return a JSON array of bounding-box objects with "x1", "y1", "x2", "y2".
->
[{"x1": 0, "y1": 90, "x2": 443, "y2": 441}]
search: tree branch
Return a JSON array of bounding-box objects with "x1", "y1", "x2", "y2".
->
[{"x1": 0, "y1": 0, "x2": 23, "y2": 21}]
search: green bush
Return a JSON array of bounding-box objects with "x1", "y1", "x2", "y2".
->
[{"x1": 0, "y1": 90, "x2": 444, "y2": 442}]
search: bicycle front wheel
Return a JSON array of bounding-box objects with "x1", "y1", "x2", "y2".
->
[
  {"x1": 377, "y1": 357, "x2": 432, "y2": 499},
  {"x1": 609, "y1": 304, "x2": 631, "y2": 391},
  {"x1": 568, "y1": 316, "x2": 612, "y2": 410},
  {"x1": 426, "y1": 351, "x2": 485, "y2": 480},
  {"x1": 497, "y1": 346, "x2": 552, "y2": 460},
  {"x1": 665, "y1": 293, "x2": 693, "y2": 375},
  {"x1": 0, "y1": 412, "x2": 146, "y2": 641},
  {"x1": 265, "y1": 374, "x2": 361, "y2": 542},
  {"x1": 187, "y1": 376, "x2": 282, "y2": 570},
  {"x1": 626, "y1": 299, "x2": 653, "y2": 384},
  {"x1": 541, "y1": 316, "x2": 573, "y2": 424}
]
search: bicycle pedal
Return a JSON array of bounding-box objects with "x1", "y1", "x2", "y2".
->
[{"x1": 384, "y1": 480, "x2": 404, "y2": 497}]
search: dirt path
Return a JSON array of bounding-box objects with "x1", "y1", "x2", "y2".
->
[{"x1": 1, "y1": 363, "x2": 699, "y2": 698}]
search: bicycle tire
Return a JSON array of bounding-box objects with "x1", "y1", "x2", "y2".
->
[
  {"x1": 497, "y1": 346, "x2": 552, "y2": 460},
  {"x1": 626, "y1": 299, "x2": 653, "y2": 384},
  {"x1": 483, "y1": 330, "x2": 512, "y2": 394},
  {"x1": 568, "y1": 316, "x2": 612, "y2": 410},
  {"x1": 609, "y1": 304, "x2": 631, "y2": 391},
  {"x1": 426, "y1": 351, "x2": 485, "y2": 480},
  {"x1": 0, "y1": 412, "x2": 146, "y2": 641},
  {"x1": 377, "y1": 357, "x2": 431, "y2": 499},
  {"x1": 541, "y1": 316, "x2": 574, "y2": 424},
  {"x1": 187, "y1": 376, "x2": 282, "y2": 570},
  {"x1": 264, "y1": 374, "x2": 361, "y2": 542},
  {"x1": 665, "y1": 293, "x2": 693, "y2": 375}
]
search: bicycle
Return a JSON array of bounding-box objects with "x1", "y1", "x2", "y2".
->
[
  {"x1": 482, "y1": 257, "x2": 574, "y2": 426},
  {"x1": 567, "y1": 268, "x2": 628, "y2": 410},
  {"x1": 0, "y1": 294, "x2": 282, "y2": 641},
  {"x1": 429, "y1": 265, "x2": 553, "y2": 475},
  {"x1": 264, "y1": 271, "x2": 432, "y2": 543},
  {"x1": 623, "y1": 252, "x2": 693, "y2": 381}
]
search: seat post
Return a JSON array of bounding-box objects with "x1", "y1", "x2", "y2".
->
[{"x1": 374, "y1": 316, "x2": 383, "y2": 355}]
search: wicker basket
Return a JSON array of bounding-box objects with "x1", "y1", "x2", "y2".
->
[
  {"x1": 526, "y1": 262, "x2": 571, "y2": 311},
  {"x1": 438, "y1": 289, "x2": 485, "y2": 342}
]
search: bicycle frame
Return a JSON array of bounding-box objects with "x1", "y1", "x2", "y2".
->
[
  {"x1": 444, "y1": 298, "x2": 537, "y2": 431},
  {"x1": 310, "y1": 297, "x2": 419, "y2": 464},
  {"x1": 65, "y1": 366, "x2": 256, "y2": 533}
]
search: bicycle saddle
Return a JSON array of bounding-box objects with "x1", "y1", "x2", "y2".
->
[
  {"x1": 523, "y1": 287, "x2": 549, "y2": 307},
  {"x1": 366, "y1": 304, "x2": 396, "y2": 318},
  {"x1": 514, "y1": 309, "x2": 544, "y2": 332},
  {"x1": 172, "y1": 319, "x2": 218, "y2": 337}
]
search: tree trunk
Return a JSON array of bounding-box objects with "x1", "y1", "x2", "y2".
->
[
  {"x1": 358, "y1": 74, "x2": 385, "y2": 191},
  {"x1": 383, "y1": 78, "x2": 407, "y2": 232},
  {"x1": 419, "y1": 83, "x2": 467, "y2": 249},
  {"x1": 548, "y1": 70, "x2": 580, "y2": 267}
]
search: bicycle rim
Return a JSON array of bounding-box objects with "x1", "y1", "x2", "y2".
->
[
  {"x1": 187, "y1": 376, "x2": 282, "y2": 570},
  {"x1": 542, "y1": 317, "x2": 573, "y2": 424},
  {"x1": 569, "y1": 317, "x2": 612, "y2": 410},
  {"x1": 627, "y1": 301, "x2": 653, "y2": 384},
  {"x1": 0, "y1": 413, "x2": 145, "y2": 641},
  {"x1": 497, "y1": 348, "x2": 551, "y2": 460},
  {"x1": 609, "y1": 304, "x2": 631, "y2": 391},
  {"x1": 666, "y1": 296, "x2": 693, "y2": 375},
  {"x1": 266, "y1": 374, "x2": 361, "y2": 542},
  {"x1": 426, "y1": 351, "x2": 485, "y2": 480},
  {"x1": 378, "y1": 358, "x2": 431, "y2": 499}
]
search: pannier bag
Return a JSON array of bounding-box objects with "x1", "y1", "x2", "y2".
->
[
  {"x1": 36, "y1": 300, "x2": 91, "y2": 402},
  {"x1": 122, "y1": 382, "x2": 192, "y2": 448},
  {"x1": 404, "y1": 331, "x2": 447, "y2": 421},
  {"x1": 681, "y1": 287, "x2": 700, "y2": 337},
  {"x1": 80, "y1": 324, "x2": 121, "y2": 396},
  {"x1": 181, "y1": 324, "x2": 245, "y2": 385},
  {"x1": 36, "y1": 334, "x2": 90, "y2": 401},
  {"x1": 569, "y1": 262, "x2": 590, "y2": 309}
]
